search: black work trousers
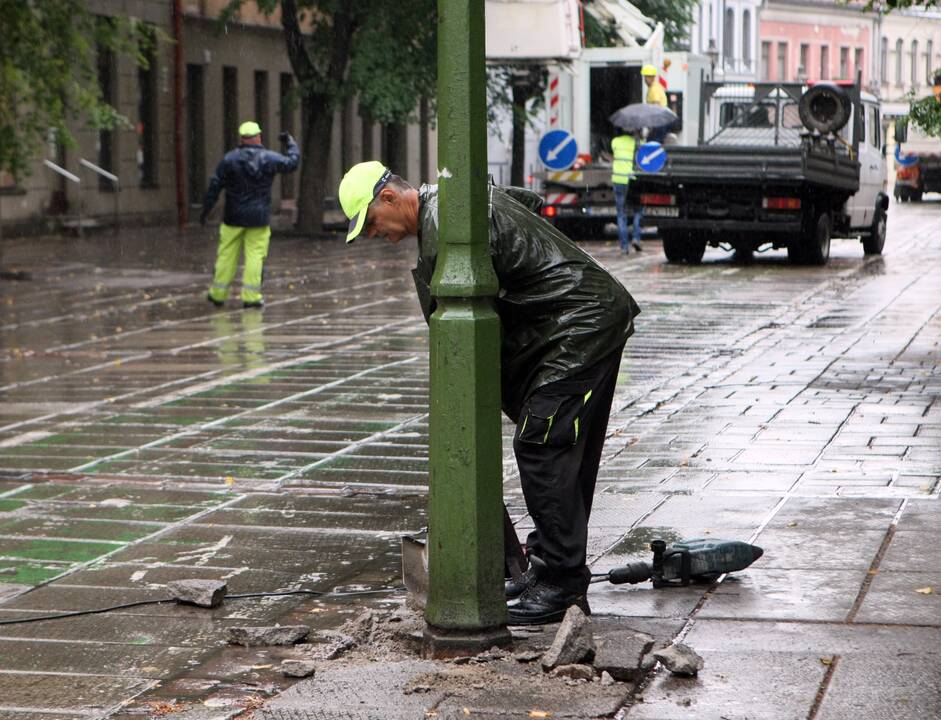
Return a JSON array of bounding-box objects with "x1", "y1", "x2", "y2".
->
[{"x1": 511, "y1": 347, "x2": 623, "y2": 595}]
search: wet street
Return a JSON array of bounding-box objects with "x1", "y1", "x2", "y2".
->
[{"x1": 0, "y1": 199, "x2": 939, "y2": 719}]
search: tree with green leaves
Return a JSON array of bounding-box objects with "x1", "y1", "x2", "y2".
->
[
  {"x1": 904, "y1": 72, "x2": 941, "y2": 138},
  {"x1": 0, "y1": 1, "x2": 142, "y2": 184},
  {"x1": 486, "y1": 64, "x2": 547, "y2": 187},
  {"x1": 223, "y1": 1, "x2": 436, "y2": 234}
]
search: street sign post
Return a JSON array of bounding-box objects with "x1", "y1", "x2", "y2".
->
[
  {"x1": 636, "y1": 141, "x2": 667, "y2": 173},
  {"x1": 538, "y1": 129, "x2": 578, "y2": 170}
]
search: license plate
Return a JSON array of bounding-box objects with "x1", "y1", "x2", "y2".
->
[
  {"x1": 644, "y1": 206, "x2": 679, "y2": 217},
  {"x1": 587, "y1": 205, "x2": 616, "y2": 216}
]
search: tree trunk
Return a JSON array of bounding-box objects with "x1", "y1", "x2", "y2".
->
[
  {"x1": 295, "y1": 94, "x2": 333, "y2": 235},
  {"x1": 510, "y1": 81, "x2": 527, "y2": 187}
]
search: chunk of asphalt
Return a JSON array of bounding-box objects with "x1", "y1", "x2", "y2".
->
[
  {"x1": 166, "y1": 579, "x2": 227, "y2": 608},
  {"x1": 550, "y1": 663, "x2": 596, "y2": 681},
  {"x1": 653, "y1": 643, "x2": 704, "y2": 677},
  {"x1": 541, "y1": 606, "x2": 596, "y2": 671},
  {"x1": 227, "y1": 625, "x2": 310, "y2": 647},
  {"x1": 592, "y1": 630, "x2": 655, "y2": 681},
  {"x1": 281, "y1": 659, "x2": 317, "y2": 678}
]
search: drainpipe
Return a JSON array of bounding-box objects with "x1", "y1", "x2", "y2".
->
[{"x1": 173, "y1": 0, "x2": 187, "y2": 231}]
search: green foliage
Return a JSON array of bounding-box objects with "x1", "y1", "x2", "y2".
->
[
  {"x1": 0, "y1": 1, "x2": 144, "y2": 180},
  {"x1": 223, "y1": 0, "x2": 436, "y2": 124},
  {"x1": 905, "y1": 92, "x2": 941, "y2": 138},
  {"x1": 582, "y1": 0, "x2": 696, "y2": 50},
  {"x1": 632, "y1": 0, "x2": 697, "y2": 49},
  {"x1": 486, "y1": 64, "x2": 548, "y2": 139}
]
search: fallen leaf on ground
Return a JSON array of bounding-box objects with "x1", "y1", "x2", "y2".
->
[
  {"x1": 529, "y1": 712, "x2": 551, "y2": 719},
  {"x1": 819, "y1": 657, "x2": 833, "y2": 666},
  {"x1": 915, "y1": 587, "x2": 934, "y2": 595}
]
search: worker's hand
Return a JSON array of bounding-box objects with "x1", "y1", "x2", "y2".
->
[{"x1": 279, "y1": 131, "x2": 292, "y2": 144}]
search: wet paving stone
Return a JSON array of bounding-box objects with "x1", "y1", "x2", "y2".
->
[{"x1": 0, "y1": 203, "x2": 939, "y2": 717}]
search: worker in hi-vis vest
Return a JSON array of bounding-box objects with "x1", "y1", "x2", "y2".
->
[
  {"x1": 201, "y1": 121, "x2": 299, "y2": 309},
  {"x1": 611, "y1": 131, "x2": 643, "y2": 253},
  {"x1": 642, "y1": 64, "x2": 667, "y2": 107}
]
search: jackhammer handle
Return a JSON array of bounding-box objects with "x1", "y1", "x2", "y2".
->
[{"x1": 607, "y1": 561, "x2": 652, "y2": 585}]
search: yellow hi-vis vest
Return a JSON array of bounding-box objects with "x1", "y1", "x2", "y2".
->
[{"x1": 611, "y1": 135, "x2": 636, "y2": 186}]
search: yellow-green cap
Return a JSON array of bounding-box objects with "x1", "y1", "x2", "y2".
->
[
  {"x1": 239, "y1": 120, "x2": 262, "y2": 137},
  {"x1": 641, "y1": 64, "x2": 657, "y2": 77},
  {"x1": 338, "y1": 161, "x2": 390, "y2": 243}
]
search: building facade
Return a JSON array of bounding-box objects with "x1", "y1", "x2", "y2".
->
[
  {"x1": 0, "y1": 0, "x2": 437, "y2": 236},
  {"x1": 758, "y1": 1, "x2": 878, "y2": 87},
  {"x1": 688, "y1": 0, "x2": 762, "y2": 81},
  {"x1": 878, "y1": 8, "x2": 941, "y2": 119}
]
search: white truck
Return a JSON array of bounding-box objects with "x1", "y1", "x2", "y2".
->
[{"x1": 534, "y1": 48, "x2": 710, "y2": 237}]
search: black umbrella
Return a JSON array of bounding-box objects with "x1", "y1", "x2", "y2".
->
[{"x1": 608, "y1": 103, "x2": 679, "y2": 134}]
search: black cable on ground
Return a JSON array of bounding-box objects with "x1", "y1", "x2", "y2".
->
[{"x1": 0, "y1": 586, "x2": 406, "y2": 626}]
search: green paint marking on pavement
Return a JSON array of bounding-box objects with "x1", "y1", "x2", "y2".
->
[
  {"x1": 0, "y1": 500, "x2": 27, "y2": 513},
  {"x1": 8, "y1": 485, "x2": 73, "y2": 501},
  {"x1": 0, "y1": 560, "x2": 71, "y2": 586},
  {"x1": 1, "y1": 538, "x2": 124, "y2": 563}
]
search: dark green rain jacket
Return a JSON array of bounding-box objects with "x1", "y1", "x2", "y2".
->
[{"x1": 412, "y1": 184, "x2": 640, "y2": 420}]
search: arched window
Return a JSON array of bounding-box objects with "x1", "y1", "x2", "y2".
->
[
  {"x1": 927, "y1": 40, "x2": 934, "y2": 83},
  {"x1": 896, "y1": 38, "x2": 903, "y2": 85},
  {"x1": 743, "y1": 10, "x2": 752, "y2": 66},
  {"x1": 912, "y1": 40, "x2": 919, "y2": 85},
  {"x1": 880, "y1": 37, "x2": 888, "y2": 83},
  {"x1": 723, "y1": 8, "x2": 735, "y2": 63}
]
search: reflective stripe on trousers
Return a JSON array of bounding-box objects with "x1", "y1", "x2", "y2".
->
[{"x1": 207, "y1": 224, "x2": 271, "y2": 303}]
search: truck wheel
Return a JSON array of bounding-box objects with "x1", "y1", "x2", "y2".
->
[
  {"x1": 685, "y1": 239, "x2": 707, "y2": 264},
  {"x1": 662, "y1": 233, "x2": 688, "y2": 263},
  {"x1": 787, "y1": 242, "x2": 805, "y2": 264},
  {"x1": 803, "y1": 212, "x2": 831, "y2": 266},
  {"x1": 863, "y1": 210, "x2": 886, "y2": 255}
]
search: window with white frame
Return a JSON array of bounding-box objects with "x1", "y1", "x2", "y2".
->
[
  {"x1": 743, "y1": 10, "x2": 752, "y2": 66},
  {"x1": 799, "y1": 43, "x2": 809, "y2": 79},
  {"x1": 927, "y1": 40, "x2": 934, "y2": 83},
  {"x1": 896, "y1": 39, "x2": 903, "y2": 85},
  {"x1": 723, "y1": 8, "x2": 735, "y2": 65},
  {"x1": 880, "y1": 37, "x2": 888, "y2": 83}
]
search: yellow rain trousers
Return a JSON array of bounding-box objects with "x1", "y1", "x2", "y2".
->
[{"x1": 207, "y1": 224, "x2": 271, "y2": 304}]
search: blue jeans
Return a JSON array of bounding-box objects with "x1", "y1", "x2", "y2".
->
[{"x1": 614, "y1": 184, "x2": 642, "y2": 250}]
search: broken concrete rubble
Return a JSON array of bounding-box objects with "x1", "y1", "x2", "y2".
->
[
  {"x1": 591, "y1": 630, "x2": 655, "y2": 681},
  {"x1": 549, "y1": 663, "x2": 595, "y2": 681},
  {"x1": 226, "y1": 625, "x2": 310, "y2": 647},
  {"x1": 280, "y1": 659, "x2": 317, "y2": 678},
  {"x1": 653, "y1": 643, "x2": 704, "y2": 677},
  {"x1": 167, "y1": 579, "x2": 227, "y2": 608},
  {"x1": 541, "y1": 606, "x2": 596, "y2": 671}
]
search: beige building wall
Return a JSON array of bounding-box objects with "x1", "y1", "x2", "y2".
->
[
  {"x1": 0, "y1": 0, "x2": 438, "y2": 235},
  {"x1": 878, "y1": 9, "x2": 941, "y2": 118}
]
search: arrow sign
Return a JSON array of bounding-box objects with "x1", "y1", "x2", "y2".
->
[
  {"x1": 636, "y1": 141, "x2": 667, "y2": 173},
  {"x1": 539, "y1": 129, "x2": 578, "y2": 170}
]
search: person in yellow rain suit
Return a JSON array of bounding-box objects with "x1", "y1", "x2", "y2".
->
[
  {"x1": 641, "y1": 64, "x2": 667, "y2": 107},
  {"x1": 201, "y1": 121, "x2": 299, "y2": 309}
]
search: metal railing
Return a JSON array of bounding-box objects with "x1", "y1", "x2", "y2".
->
[
  {"x1": 79, "y1": 158, "x2": 120, "y2": 234},
  {"x1": 42, "y1": 158, "x2": 121, "y2": 237}
]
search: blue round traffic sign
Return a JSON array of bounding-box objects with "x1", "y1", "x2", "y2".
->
[
  {"x1": 538, "y1": 129, "x2": 578, "y2": 171},
  {"x1": 637, "y1": 141, "x2": 667, "y2": 173}
]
